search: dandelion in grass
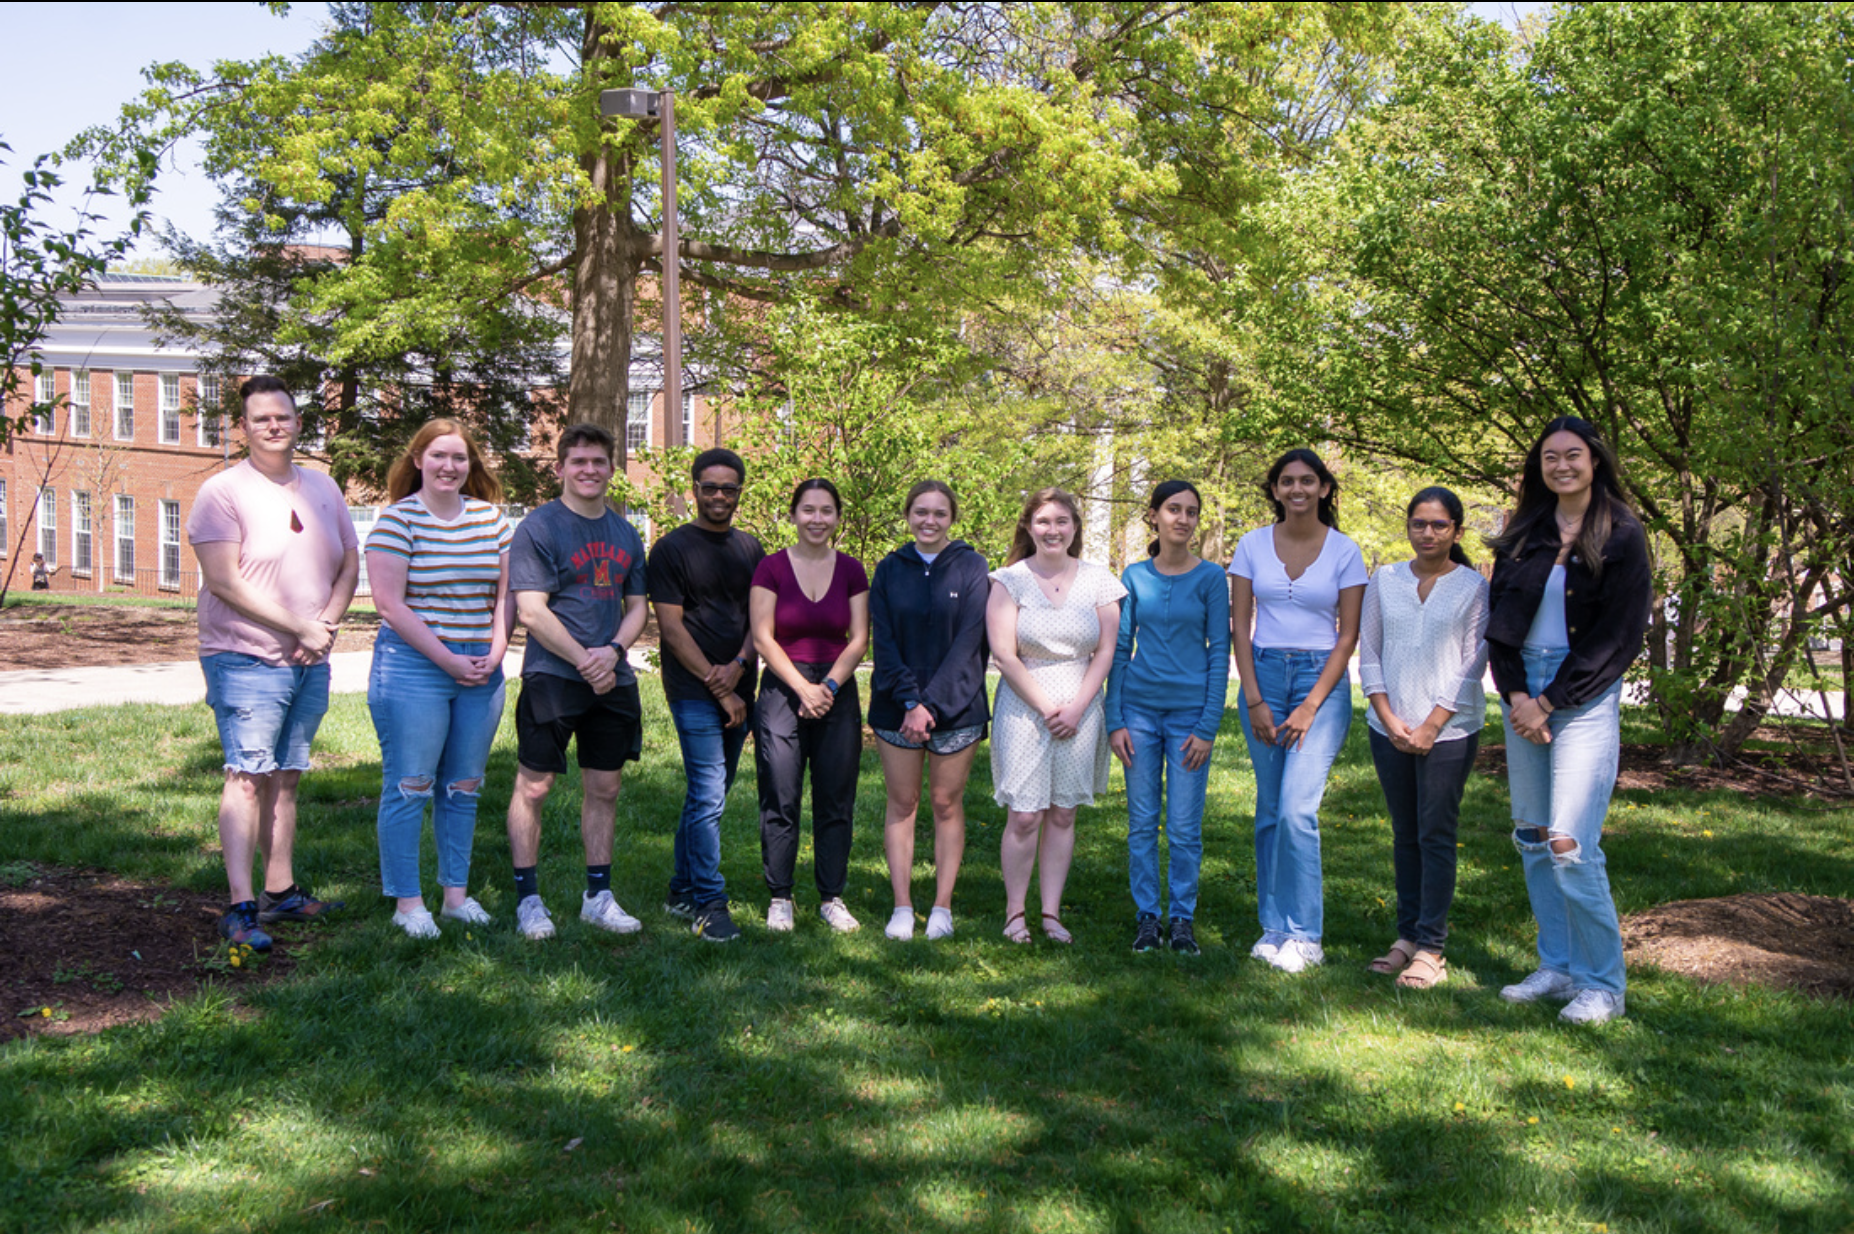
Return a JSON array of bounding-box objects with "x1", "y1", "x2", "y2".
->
[
  {"x1": 1702, "y1": 830, "x2": 1713, "y2": 838},
  {"x1": 1527, "y1": 1116, "x2": 1539, "y2": 1125},
  {"x1": 1454, "y1": 1102, "x2": 1466, "y2": 1112},
  {"x1": 1564, "y1": 1076, "x2": 1575, "y2": 1090},
  {"x1": 622, "y1": 1045, "x2": 635, "y2": 1053}
]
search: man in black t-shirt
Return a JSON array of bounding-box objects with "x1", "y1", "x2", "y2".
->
[{"x1": 647, "y1": 447, "x2": 765, "y2": 942}]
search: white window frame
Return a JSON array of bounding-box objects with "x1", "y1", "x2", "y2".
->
[
  {"x1": 32, "y1": 372, "x2": 53, "y2": 434},
  {"x1": 115, "y1": 372, "x2": 135, "y2": 440},
  {"x1": 159, "y1": 373, "x2": 181, "y2": 444},
  {"x1": 114, "y1": 495, "x2": 135, "y2": 583},
  {"x1": 626, "y1": 389, "x2": 653, "y2": 454},
  {"x1": 71, "y1": 370, "x2": 91, "y2": 438},
  {"x1": 0, "y1": 478, "x2": 7, "y2": 557},
  {"x1": 159, "y1": 499, "x2": 181, "y2": 589},
  {"x1": 196, "y1": 374, "x2": 223, "y2": 447},
  {"x1": 681, "y1": 391, "x2": 694, "y2": 447},
  {"x1": 71, "y1": 491, "x2": 93, "y2": 577},
  {"x1": 37, "y1": 487, "x2": 57, "y2": 567}
]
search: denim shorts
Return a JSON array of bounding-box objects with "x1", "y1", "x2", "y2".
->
[
  {"x1": 200, "y1": 653, "x2": 331, "y2": 775},
  {"x1": 873, "y1": 724, "x2": 985, "y2": 755}
]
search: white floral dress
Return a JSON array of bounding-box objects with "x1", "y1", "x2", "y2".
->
[{"x1": 988, "y1": 559, "x2": 1127, "y2": 810}]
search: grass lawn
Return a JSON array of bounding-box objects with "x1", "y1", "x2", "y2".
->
[{"x1": 1, "y1": 683, "x2": 1849, "y2": 1233}]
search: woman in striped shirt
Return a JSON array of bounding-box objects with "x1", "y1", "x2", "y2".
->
[{"x1": 365, "y1": 420, "x2": 513, "y2": 938}]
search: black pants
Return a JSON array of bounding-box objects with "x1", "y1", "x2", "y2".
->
[
  {"x1": 1367, "y1": 728, "x2": 1478, "y2": 953},
  {"x1": 755, "y1": 662, "x2": 860, "y2": 900}
]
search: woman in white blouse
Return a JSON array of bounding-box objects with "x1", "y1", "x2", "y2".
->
[
  {"x1": 1359, "y1": 487, "x2": 1490, "y2": 989},
  {"x1": 987, "y1": 487, "x2": 1125, "y2": 944},
  {"x1": 1230, "y1": 449, "x2": 1368, "y2": 974}
]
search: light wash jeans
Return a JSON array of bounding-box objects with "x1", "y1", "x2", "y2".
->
[
  {"x1": 368, "y1": 627, "x2": 505, "y2": 899},
  {"x1": 1502, "y1": 646, "x2": 1627, "y2": 996},
  {"x1": 1123, "y1": 702, "x2": 1212, "y2": 921},
  {"x1": 668, "y1": 695, "x2": 750, "y2": 906},
  {"x1": 1239, "y1": 648, "x2": 1353, "y2": 941}
]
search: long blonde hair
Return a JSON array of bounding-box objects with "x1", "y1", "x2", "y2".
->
[
  {"x1": 386, "y1": 419, "x2": 503, "y2": 504},
  {"x1": 1006, "y1": 487, "x2": 1085, "y2": 566}
]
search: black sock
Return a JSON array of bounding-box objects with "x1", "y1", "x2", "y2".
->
[
  {"x1": 264, "y1": 883, "x2": 298, "y2": 902},
  {"x1": 513, "y1": 866, "x2": 539, "y2": 900},
  {"x1": 586, "y1": 865, "x2": 612, "y2": 897}
]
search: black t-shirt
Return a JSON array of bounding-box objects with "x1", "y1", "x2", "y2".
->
[{"x1": 647, "y1": 522, "x2": 765, "y2": 704}]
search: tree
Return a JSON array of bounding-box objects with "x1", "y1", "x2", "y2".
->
[{"x1": 1293, "y1": 2, "x2": 1854, "y2": 760}]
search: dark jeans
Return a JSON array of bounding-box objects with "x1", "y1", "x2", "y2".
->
[
  {"x1": 1368, "y1": 728, "x2": 1478, "y2": 953},
  {"x1": 755, "y1": 662, "x2": 861, "y2": 900}
]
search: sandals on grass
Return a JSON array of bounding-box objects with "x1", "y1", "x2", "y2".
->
[
  {"x1": 1368, "y1": 938, "x2": 1417, "y2": 975},
  {"x1": 1396, "y1": 950, "x2": 1448, "y2": 989},
  {"x1": 1041, "y1": 913, "x2": 1072, "y2": 945},
  {"x1": 1002, "y1": 911, "x2": 1031, "y2": 944}
]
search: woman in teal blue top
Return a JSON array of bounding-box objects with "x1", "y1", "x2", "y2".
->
[{"x1": 1107, "y1": 480, "x2": 1232, "y2": 955}]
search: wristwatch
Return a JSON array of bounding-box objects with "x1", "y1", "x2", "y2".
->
[{"x1": 823, "y1": 678, "x2": 839, "y2": 695}]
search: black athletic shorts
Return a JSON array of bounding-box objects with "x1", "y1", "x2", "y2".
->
[{"x1": 515, "y1": 673, "x2": 643, "y2": 774}]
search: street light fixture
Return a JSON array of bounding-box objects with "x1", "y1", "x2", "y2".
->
[{"x1": 600, "y1": 86, "x2": 684, "y2": 448}]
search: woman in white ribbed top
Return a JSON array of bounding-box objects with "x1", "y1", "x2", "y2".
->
[{"x1": 1358, "y1": 487, "x2": 1489, "y2": 989}]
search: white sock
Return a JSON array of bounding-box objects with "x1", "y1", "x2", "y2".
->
[
  {"x1": 926, "y1": 906, "x2": 955, "y2": 940},
  {"x1": 885, "y1": 906, "x2": 915, "y2": 940}
]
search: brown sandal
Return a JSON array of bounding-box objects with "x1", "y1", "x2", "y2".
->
[
  {"x1": 1041, "y1": 913, "x2": 1072, "y2": 944},
  {"x1": 1002, "y1": 911, "x2": 1031, "y2": 944},
  {"x1": 1368, "y1": 938, "x2": 1417, "y2": 975},
  {"x1": 1396, "y1": 950, "x2": 1447, "y2": 989}
]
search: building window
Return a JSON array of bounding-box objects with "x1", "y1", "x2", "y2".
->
[
  {"x1": 38, "y1": 487, "x2": 57, "y2": 566},
  {"x1": 197, "y1": 374, "x2": 223, "y2": 447},
  {"x1": 71, "y1": 491, "x2": 93, "y2": 576},
  {"x1": 115, "y1": 372, "x2": 135, "y2": 440},
  {"x1": 160, "y1": 500, "x2": 181, "y2": 589},
  {"x1": 625, "y1": 389, "x2": 652, "y2": 453},
  {"x1": 71, "y1": 370, "x2": 91, "y2": 438},
  {"x1": 114, "y1": 495, "x2": 135, "y2": 582},
  {"x1": 159, "y1": 373, "x2": 181, "y2": 443},
  {"x1": 33, "y1": 372, "x2": 53, "y2": 434},
  {"x1": 681, "y1": 391, "x2": 694, "y2": 446},
  {"x1": 0, "y1": 478, "x2": 7, "y2": 556}
]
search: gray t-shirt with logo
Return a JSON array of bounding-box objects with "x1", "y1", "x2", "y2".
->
[{"x1": 509, "y1": 501, "x2": 647, "y2": 685}]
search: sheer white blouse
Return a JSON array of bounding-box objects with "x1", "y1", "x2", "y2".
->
[{"x1": 1358, "y1": 561, "x2": 1490, "y2": 743}]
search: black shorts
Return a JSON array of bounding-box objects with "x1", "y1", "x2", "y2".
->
[{"x1": 515, "y1": 673, "x2": 643, "y2": 774}]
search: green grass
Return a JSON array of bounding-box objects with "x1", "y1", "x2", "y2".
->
[{"x1": 1, "y1": 685, "x2": 1850, "y2": 1233}]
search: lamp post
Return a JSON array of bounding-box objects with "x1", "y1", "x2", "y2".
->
[{"x1": 600, "y1": 87, "x2": 683, "y2": 449}]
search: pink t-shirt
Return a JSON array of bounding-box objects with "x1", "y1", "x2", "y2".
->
[{"x1": 188, "y1": 461, "x2": 358, "y2": 665}]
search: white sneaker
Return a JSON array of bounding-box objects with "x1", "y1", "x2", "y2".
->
[
  {"x1": 768, "y1": 898, "x2": 797, "y2": 933},
  {"x1": 516, "y1": 894, "x2": 555, "y2": 940},
  {"x1": 1250, "y1": 931, "x2": 1289, "y2": 961},
  {"x1": 581, "y1": 890, "x2": 642, "y2": 934},
  {"x1": 1500, "y1": 968, "x2": 1576, "y2": 1004},
  {"x1": 885, "y1": 906, "x2": 915, "y2": 940},
  {"x1": 1559, "y1": 988, "x2": 1625, "y2": 1025},
  {"x1": 1268, "y1": 938, "x2": 1325, "y2": 974},
  {"x1": 392, "y1": 906, "x2": 441, "y2": 939},
  {"x1": 926, "y1": 906, "x2": 955, "y2": 941},
  {"x1": 819, "y1": 898, "x2": 860, "y2": 933},
  {"x1": 440, "y1": 897, "x2": 493, "y2": 926}
]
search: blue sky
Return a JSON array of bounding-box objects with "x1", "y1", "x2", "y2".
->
[{"x1": 1, "y1": 1, "x2": 1542, "y2": 262}]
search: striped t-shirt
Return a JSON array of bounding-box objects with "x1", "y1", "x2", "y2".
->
[{"x1": 364, "y1": 496, "x2": 512, "y2": 641}]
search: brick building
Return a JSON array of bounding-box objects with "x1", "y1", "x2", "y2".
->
[{"x1": 3, "y1": 273, "x2": 714, "y2": 597}]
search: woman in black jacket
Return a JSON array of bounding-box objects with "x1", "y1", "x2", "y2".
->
[
  {"x1": 1486, "y1": 416, "x2": 1652, "y2": 1026},
  {"x1": 869, "y1": 480, "x2": 992, "y2": 941}
]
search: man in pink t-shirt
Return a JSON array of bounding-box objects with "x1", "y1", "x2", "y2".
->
[{"x1": 187, "y1": 376, "x2": 359, "y2": 952}]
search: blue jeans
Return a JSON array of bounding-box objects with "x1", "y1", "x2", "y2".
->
[
  {"x1": 368, "y1": 628, "x2": 505, "y2": 899},
  {"x1": 1123, "y1": 703, "x2": 1212, "y2": 921},
  {"x1": 1503, "y1": 647, "x2": 1627, "y2": 995},
  {"x1": 668, "y1": 695, "x2": 750, "y2": 905},
  {"x1": 201, "y1": 653, "x2": 331, "y2": 775},
  {"x1": 1239, "y1": 648, "x2": 1354, "y2": 941}
]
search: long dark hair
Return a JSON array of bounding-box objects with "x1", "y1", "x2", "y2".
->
[
  {"x1": 1487, "y1": 416, "x2": 1636, "y2": 576},
  {"x1": 1407, "y1": 486, "x2": 1472, "y2": 567},
  {"x1": 1146, "y1": 479, "x2": 1202, "y2": 558},
  {"x1": 1006, "y1": 487, "x2": 1085, "y2": 566},
  {"x1": 1262, "y1": 448, "x2": 1340, "y2": 528}
]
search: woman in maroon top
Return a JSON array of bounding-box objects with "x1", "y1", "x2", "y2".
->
[{"x1": 750, "y1": 478, "x2": 871, "y2": 933}]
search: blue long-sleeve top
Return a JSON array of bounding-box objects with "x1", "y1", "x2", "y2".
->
[{"x1": 1105, "y1": 557, "x2": 1232, "y2": 741}]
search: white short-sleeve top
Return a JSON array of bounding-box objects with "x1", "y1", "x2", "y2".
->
[
  {"x1": 989, "y1": 559, "x2": 1127, "y2": 663},
  {"x1": 1227, "y1": 525, "x2": 1369, "y2": 652}
]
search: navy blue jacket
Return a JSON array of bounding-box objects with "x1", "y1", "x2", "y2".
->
[{"x1": 868, "y1": 540, "x2": 992, "y2": 733}]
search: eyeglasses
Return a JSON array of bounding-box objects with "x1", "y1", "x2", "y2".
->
[
  {"x1": 1407, "y1": 519, "x2": 1455, "y2": 534},
  {"x1": 697, "y1": 482, "x2": 742, "y2": 497}
]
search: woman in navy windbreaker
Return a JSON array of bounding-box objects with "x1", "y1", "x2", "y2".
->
[{"x1": 869, "y1": 480, "x2": 992, "y2": 942}]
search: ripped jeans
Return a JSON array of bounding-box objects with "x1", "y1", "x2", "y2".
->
[
  {"x1": 368, "y1": 627, "x2": 506, "y2": 899},
  {"x1": 1502, "y1": 647, "x2": 1626, "y2": 995}
]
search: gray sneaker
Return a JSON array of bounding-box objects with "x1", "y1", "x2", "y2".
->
[
  {"x1": 1132, "y1": 915, "x2": 1163, "y2": 953},
  {"x1": 767, "y1": 898, "x2": 796, "y2": 933},
  {"x1": 1500, "y1": 968, "x2": 1576, "y2": 1004},
  {"x1": 1559, "y1": 988, "x2": 1625, "y2": 1025},
  {"x1": 818, "y1": 898, "x2": 860, "y2": 933},
  {"x1": 515, "y1": 894, "x2": 555, "y2": 941},
  {"x1": 1249, "y1": 930, "x2": 1288, "y2": 961},
  {"x1": 581, "y1": 890, "x2": 642, "y2": 934}
]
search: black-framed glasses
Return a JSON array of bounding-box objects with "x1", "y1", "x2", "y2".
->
[{"x1": 697, "y1": 482, "x2": 742, "y2": 497}]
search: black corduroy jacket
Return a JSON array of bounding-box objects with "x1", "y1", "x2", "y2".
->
[
  {"x1": 867, "y1": 540, "x2": 992, "y2": 733},
  {"x1": 1486, "y1": 507, "x2": 1652, "y2": 710}
]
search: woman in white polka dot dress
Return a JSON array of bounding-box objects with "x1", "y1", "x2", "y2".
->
[{"x1": 986, "y1": 487, "x2": 1125, "y2": 944}]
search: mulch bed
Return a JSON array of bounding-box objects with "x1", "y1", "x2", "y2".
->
[
  {"x1": 0, "y1": 864, "x2": 297, "y2": 1041},
  {"x1": 0, "y1": 605, "x2": 387, "y2": 671},
  {"x1": 1622, "y1": 893, "x2": 1854, "y2": 1000},
  {"x1": 1476, "y1": 740, "x2": 1853, "y2": 803}
]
